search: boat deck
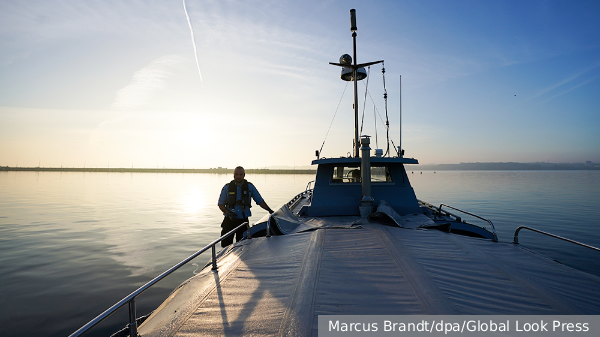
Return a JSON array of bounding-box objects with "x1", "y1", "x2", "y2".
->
[{"x1": 138, "y1": 217, "x2": 600, "y2": 336}]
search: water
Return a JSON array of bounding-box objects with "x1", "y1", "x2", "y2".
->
[
  {"x1": 1, "y1": 170, "x2": 599, "y2": 336},
  {"x1": 409, "y1": 170, "x2": 600, "y2": 276}
]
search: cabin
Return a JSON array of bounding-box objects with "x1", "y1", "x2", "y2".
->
[{"x1": 300, "y1": 156, "x2": 421, "y2": 216}]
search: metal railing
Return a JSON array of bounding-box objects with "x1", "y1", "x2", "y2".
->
[
  {"x1": 305, "y1": 180, "x2": 314, "y2": 203},
  {"x1": 513, "y1": 226, "x2": 600, "y2": 252},
  {"x1": 69, "y1": 221, "x2": 251, "y2": 337},
  {"x1": 287, "y1": 188, "x2": 313, "y2": 210},
  {"x1": 305, "y1": 180, "x2": 314, "y2": 191},
  {"x1": 437, "y1": 203, "x2": 498, "y2": 242}
]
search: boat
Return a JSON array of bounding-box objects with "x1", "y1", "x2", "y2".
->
[{"x1": 71, "y1": 9, "x2": 600, "y2": 337}]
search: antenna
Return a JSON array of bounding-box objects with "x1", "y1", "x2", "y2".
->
[
  {"x1": 352, "y1": 9, "x2": 359, "y2": 157},
  {"x1": 399, "y1": 75, "x2": 402, "y2": 157}
]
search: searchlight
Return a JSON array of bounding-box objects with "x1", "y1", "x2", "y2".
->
[{"x1": 339, "y1": 54, "x2": 367, "y2": 81}]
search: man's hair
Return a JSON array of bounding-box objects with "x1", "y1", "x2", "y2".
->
[{"x1": 234, "y1": 166, "x2": 245, "y2": 172}]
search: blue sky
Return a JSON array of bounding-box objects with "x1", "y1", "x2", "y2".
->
[{"x1": 1, "y1": 0, "x2": 599, "y2": 168}]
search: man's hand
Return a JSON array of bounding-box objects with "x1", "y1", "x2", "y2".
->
[{"x1": 259, "y1": 200, "x2": 274, "y2": 215}]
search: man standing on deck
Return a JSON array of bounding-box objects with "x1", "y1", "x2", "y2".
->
[{"x1": 218, "y1": 166, "x2": 274, "y2": 247}]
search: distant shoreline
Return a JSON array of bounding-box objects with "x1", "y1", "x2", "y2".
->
[
  {"x1": 416, "y1": 162, "x2": 599, "y2": 171},
  {"x1": 0, "y1": 167, "x2": 317, "y2": 174}
]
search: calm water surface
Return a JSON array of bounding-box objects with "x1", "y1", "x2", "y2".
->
[
  {"x1": 1, "y1": 170, "x2": 599, "y2": 336},
  {"x1": 410, "y1": 171, "x2": 600, "y2": 274}
]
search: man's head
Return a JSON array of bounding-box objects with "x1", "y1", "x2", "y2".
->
[{"x1": 233, "y1": 166, "x2": 245, "y2": 184}]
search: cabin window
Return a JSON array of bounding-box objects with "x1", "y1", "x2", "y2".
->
[
  {"x1": 371, "y1": 166, "x2": 393, "y2": 182},
  {"x1": 331, "y1": 166, "x2": 393, "y2": 183}
]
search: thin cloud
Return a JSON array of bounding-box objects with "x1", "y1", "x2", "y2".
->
[
  {"x1": 540, "y1": 75, "x2": 599, "y2": 104},
  {"x1": 0, "y1": 2, "x2": 182, "y2": 66},
  {"x1": 532, "y1": 61, "x2": 600, "y2": 101},
  {"x1": 112, "y1": 55, "x2": 183, "y2": 110}
]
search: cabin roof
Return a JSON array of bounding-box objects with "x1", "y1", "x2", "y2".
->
[{"x1": 311, "y1": 157, "x2": 418, "y2": 165}]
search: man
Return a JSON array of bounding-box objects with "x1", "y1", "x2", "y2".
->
[{"x1": 218, "y1": 166, "x2": 274, "y2": 247}]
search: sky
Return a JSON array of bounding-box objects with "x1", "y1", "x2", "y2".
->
[{"x1": 1, "y1": 0, "x2": 599, "y2": 168}]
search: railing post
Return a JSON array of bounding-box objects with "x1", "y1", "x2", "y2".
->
[
  {"x1": 211, "y1": 244, "x2": 217, "y2": 270},
  {"x1": 513, "y1": 231, "x2": 520, "y2": 244},
  {"x1": 246, "y1": 222, "x2": 251, "y2": 240},
  {"x1": 266, "y1": 216, "x2": 271, "y2": 237},
  {"x1": 128, "y1": 298, "x2": 137, "y2": 337}
]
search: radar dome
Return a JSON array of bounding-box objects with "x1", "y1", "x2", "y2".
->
[{"x1": 339, "y1": 54, "x2": 352, "y2": 65}]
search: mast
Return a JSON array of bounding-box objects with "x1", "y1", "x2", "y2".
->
[
  {"x1": 351, "y1": 9, "x2": 359, "y2": 157},
  {"x1": 329, "y1": 9, "x2": 383, "y2": 157}
]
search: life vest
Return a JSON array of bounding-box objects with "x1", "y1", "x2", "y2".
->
[{"x1": 226, "y1": 180, "x2": 252, "y2": 210}]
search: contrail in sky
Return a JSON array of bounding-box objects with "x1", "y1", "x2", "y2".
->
[{"x1": 183, "y1": 0, "x2": 203, "y2": 86}]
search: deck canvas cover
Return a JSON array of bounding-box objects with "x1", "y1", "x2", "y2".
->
[{"x1": 139, "y1": 218, "x2": 600, "y2": 336}]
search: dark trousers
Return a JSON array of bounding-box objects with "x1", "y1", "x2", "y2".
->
[{"x1": 220, "y1": 216, "x2": 249, "y2": 247}]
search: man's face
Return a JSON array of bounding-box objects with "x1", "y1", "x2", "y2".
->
[{"x1": 233, "y1": 168, "x2": 245, "y2": 184}]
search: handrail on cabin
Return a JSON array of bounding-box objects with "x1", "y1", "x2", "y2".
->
[
  {"x1": 437, "y1": 203, "x2": 498, "y2": 242},
  {"x1": 69, "y1": 221, "x2": 251, "y2": 337},
  {"x1": 306, "y1": 180, "x2": 314, "y2": 192},
  {"x1": 513, "y1": 226, "x2": 600, "y2": 252}
]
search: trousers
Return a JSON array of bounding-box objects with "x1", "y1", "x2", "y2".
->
[{"x1": 220, "y1": 216, "x2": 249, "y2": 247}]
